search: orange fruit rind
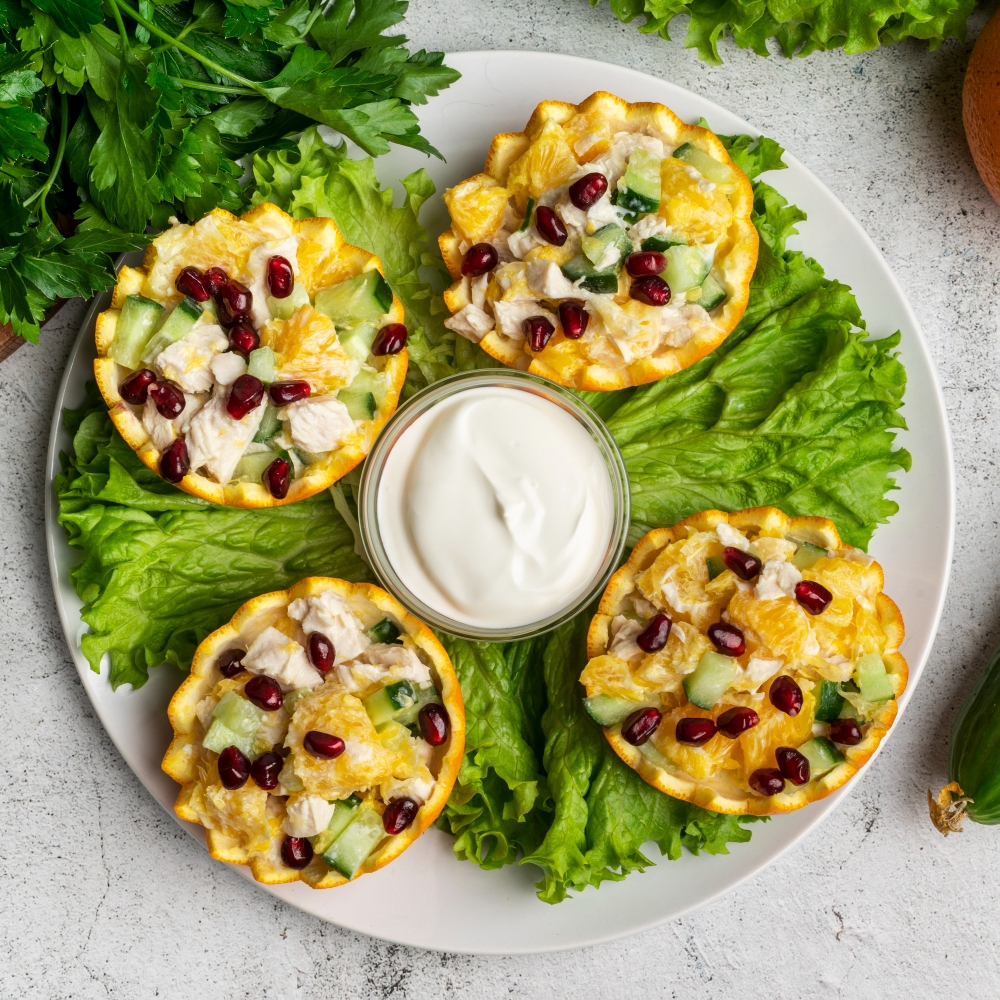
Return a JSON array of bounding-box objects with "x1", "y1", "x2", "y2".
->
[
  {"x1": 439, "y1": 92, "x2": 758, "y2": 392},
  {"x1": 95, "y1": 203, "x2": 407, "y2": 507},
  {"x1": 583, "y1": 507, "x2": 906, "y2": 816},
  {"x1": 163, "y1": 577, "x2": 465, "y2": 887}
]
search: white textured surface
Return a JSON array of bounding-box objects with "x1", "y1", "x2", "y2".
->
[{"x1": 3, "y1": 2, "x2": 999, "y2": 994}]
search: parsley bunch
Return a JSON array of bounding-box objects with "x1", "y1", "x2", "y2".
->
[{"x1": 0, "y1": 0, "x2": 457, "y2": 343}]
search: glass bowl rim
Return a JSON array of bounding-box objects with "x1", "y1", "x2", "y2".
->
[{"x1": 357, "y1": 368, "x2": 631, "y2": 642}]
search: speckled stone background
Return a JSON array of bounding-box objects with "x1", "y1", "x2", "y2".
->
[{"x1": 3, "y1": 1, "x2": 999, "y2": 995}]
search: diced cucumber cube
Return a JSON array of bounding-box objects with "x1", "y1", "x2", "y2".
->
[
  {"x1": 253, "y1": 404, "x2": 282, "y2": 443},
  {"x1": 203, "y1": 691, "x2": 264, "y2": 756},
  {"x1": 247, "y1": 346, "x2": 278, "y2": 384},
  {"x1": 310, "y1": 794, "x2": 362, "y2": 855},
  {"x1": 368, "y1": 618, "x2": 402, "y2": 644},
  {"x1": 792, "y1": 541, "x2": 828, "y2": 570},
  {"x1": 560, "y1": 255, "x2": 620, "y2": 294},
  {"x1": 695, "y1": 274, "x2": 726, "y2": 310},
  {"x1": 322, "y1": 805, "x2": 385, "y2": 878},
  {"x1": 520, "y1": 197, "x2": 535, "y2": 232},
  {"x1": 340, "y1": 387, "x2": 377, "y2": 421},
  {"x1": 232, "y1": 450, "x2": 278, "y2": 485},
  {"x1": 641, "y1": 235, "x2": 686, "y2": 252},
  {"x1": 583, "y1": 694, "x2": 639, "y2": 727},
  {"x1": 364, "y1": 680, "x2": 418, "y2": 728},
  {"x1": 855, "y1": 653, "x2": 894, "y2": 702},
  {"x1": 814, "y1": 679, "x2": 846, "y2": 723},
  {"x1": 663, "y1": 245, "x2": 710, "y2": 296},
  {"x1": 706, "y1": 555, "x2": 725, "y2": 580},
  {"x1": 837, "y1": 699, "x2": 867, "y2": 723},
  {"x1": 267, "y1": 282, "x2": 310, "y2": 320},
  {"x1": 278, "y1": 756, "x2": 304, "y2": 792},
  {"x1": 110, "y1": 295, "x2": 165, "y2": 370},
  {"x1": 338, "y1": 323, "x2": 378, "y2": 364},
  {"x1": 684, "y1": 651, "x2": 738, "y2": 710},
  {"x1": 797, "y1": 737, "x2": 844, "y2": 776},
  {"x1": 314, "y1": 271, "x2": 392, "y2": 327},
  {"x1": 140, "y1": 296, "x2": 204, "y2": 364},
  {"x1": 202, "y1": 719, "x2": 244, "y2": 755},
  {"x1": 581, "y1": 224, "x2": 632, "y2": 267},
  {"x1": 617, "y1": 148, "x2": 661, "y2": 218},
  {"x1": 672, "y1": 143, "x2": 733, "y2": 186},
  {"x1": 283, "y1": 687, "x2": 312, "y2": 717},
  {"x1": 393, "y1": 685, "x2": 438, "y2": 727}
]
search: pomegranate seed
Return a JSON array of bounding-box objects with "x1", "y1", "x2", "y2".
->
[
  {"x1": 217, "y1": 648, "x2": 245, "y2": 678},
  {"x1": 461, "y1": 243, "x2": 498, "y2": 277},
  {"x1": 244, "y1": 675, "x2": 283, "y2": 712},
  {"x1": 267, "y1": 381, "x2": 310, "y2": 406},
  {"x1": 707, "y1": 622, "x2": 745, "y2": 656},
  {"x1": 418, "y1": 703, "x2": 450, "y2": 746},
  {"x1": 625, "y1": 251, "x2": 667, "y2": 277},
  {"x1": 266, "y1": 255, "x2": 294, "y2": 298},
  {"x1": 120, "y1": 368, "x2": 157, "y2": 405},
  {"x1": 829, "y1": 718, "x2": 863, "y2": 746},
  {"x1": 523, "y1": 316, "x2": 555, "y2": 352},
  {"x1": 629, "y1": 275, "x2": 671, "y2": 306},
  {"x1": 675, "y1": 717, "x2": 717, "y2": 746},
  {"x1": 795, "y1": 580, "x2": 833, "y2": 614},
  {"x1": 250, "y1": 751, "x2": 284, "y2": 790},
  {"x1": 227, "y1": 374, "x2": 264, "y2": 420},
  {"x1": 217, "y1": 745, "x2": 250, "y2": 789},
  {"x1": 558, "y1": 301, "x2": 589, "y2": 339},
  {"x1": 535, "y1": 206, "x2": 568, "y2": 246},
  {"x1": 749, "y1": 768, "x2": 785, "y2": 796},
  {"x1": 149, "y1": 380, "x2": 185, "y2": 419},
  {"x1": 383, "y1": 797, "x2": 419, "y2": 835},
  {"x1": 281, "y1": 836, "x2": 313, "y2": 869},
  {"x1": 160, "y1": 438, "x2": 189, "y2": 482},
  {"x1": 303, "y1": 730, "x2": 345, "y2": 759},
  {"x1": 308, "y1": 632, "x2": 334, "y2": 673},
  {"x1": 621, "y1": 707, "x2": 662, "y2": 746},
  {"x1": 228, "y1": 320, "x2": 259, "y2": 357},
  {"x1": 775, "y1": 746, "x2": 810, "y2": 785},
  {"x1": 722, "y1": 546, "x2": 762, "y2": 580},
  {"x1": 372, "y1": 323, "x2": 408, "y2": 356},
  {"x1": 569, "y1": 172, "x2": 608, "y2": 209},
  {"x1": 769, "y1": 675, "x2": 804, "y2": 717},
  {"x1": 264, "y1": 457, "x2": 291, "y2": 500},
  {"x1": 203, "y1": 266, "x2": 228, "y2": 296},
  {"x1": 716, "y1": 706, "x2": 759, "y2": 738},
  {"x1": 636, "y1": 613, "x2": 672, "y2": 652},
  {"x1": 175, "y1": 266, "x2": 210, "y2": 302},
  {"x1": 217, "y1": 280, "x2": 252, "y2": 326}
]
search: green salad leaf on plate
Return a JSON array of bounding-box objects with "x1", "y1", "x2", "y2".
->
[{"x1": 55, "y1": 129, "x2": 909, "y2": 900}]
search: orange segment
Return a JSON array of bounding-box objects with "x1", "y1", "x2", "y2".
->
[
  {"x1": 262, "y1": 303, "x2": 357, "y2": 393},
  {"x1": 660, "y1": 157, "x2": 734, "y2": 244},
  {"x1": 505, "y1": 119, "x2": 578, "y2": 209},
  {"x1": 442, "y1": 174, "x2": 510, "y2": 243},
  {"x1": 653, "y1": 705, "x2": 737, "y2": 780},
  {"x1": 738, "y1": 686, "x2": 816, "y2": 777}
]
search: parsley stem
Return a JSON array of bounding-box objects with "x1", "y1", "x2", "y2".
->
[
  {"x1": 24, "y1": 91, "x2": 68, "y2": 221},
  {"x1": 168, "y1": 77, "x2": 259, "y2": 97},
  {"x1": 110, "y1": 0, "x2": 267, "y2": 95}
]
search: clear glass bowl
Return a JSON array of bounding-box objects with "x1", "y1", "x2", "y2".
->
[{"x1": 357, "y1": 369, "x2": 630, "y2": 641}]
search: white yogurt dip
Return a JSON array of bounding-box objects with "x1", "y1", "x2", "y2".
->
[{"x1": 376, "y1": 385, "x2": 616, "y2": 629}]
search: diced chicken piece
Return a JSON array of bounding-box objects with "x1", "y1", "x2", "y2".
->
[
  {"x1": 243, "y1": 626, "x2": 321, "y2": 691},
  {"x1": 507, "y1": 227, "x2": 545, "y2": 259},
  {"x1": 358, "y1": 643, "x2": 431, "y2": 686},
  {"x1": 142, "y1": 397, "x2": 177, "y2": 452},
  {"x1": 627, "y1": 213, "x2": 671, "y2": 244},
  {"x1": 210, "y1": 351, "x2": 247, "y2": 386},
  {"x1": 287, "y1": 590, "x2": 370, "y2": 664},
  {"x1": 731, "y1": 654, "x2": 784, "y2": 694},
  {"x1": 585, "y1": 195, "x2": 623, "y2": 232},
  {"x1": 185, "y1": 392, "x2": 264, "y2": 484},
  {"x1": 716, "y1": 522, "x2": 750, "y2": 552},
  {"x1": 595, "y1": 244, "x2": 621, "y2": 271},
  {"x1": 493, "y1": 300, "x2": 557, "y2": 339},
  {"x1": 283, "y1": 794, "x2": 335, "y2": 837},
  {"x1": 155, "y1": 322, "x2": 229, "y2": 394},
  {"x1": 526, "y1": 260, "x2": 579, "y2": 300},
  {"x1": 444, "y1": 304, "x2": 495, "y2": 344},
  {"x1": 244, "y1": 235, "x2": 300, "y2": 330},
  {"x1": 607, "y1": 615, "x2": 644, "y2": 661},
  {"x1": 754, "y1": 560, "x2": 803, "y2": 601},
  {"x1": 281, "y1": 395, "x2": 355, "y2": 455},
  {"x1": 470, "y1": 273, "x2": 489, "y2": 309},
  {"x1": 380, "y1": 770, "x2": 435, "y2": 806}
]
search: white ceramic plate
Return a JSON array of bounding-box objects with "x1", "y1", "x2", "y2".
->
[{"x1": 45, "y1": 51, "x2": 954, "y2": 954}]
